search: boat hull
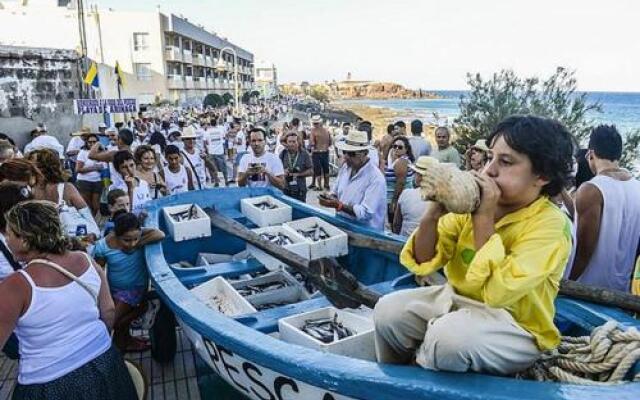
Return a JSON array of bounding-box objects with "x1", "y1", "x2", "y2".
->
[{"x1": 180, "y1": 320, "x2": 354, "y2": 400}]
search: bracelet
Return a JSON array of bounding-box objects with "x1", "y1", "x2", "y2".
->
[{"x1": 336, "y1": 201, "x2": 344, "y2": 212}]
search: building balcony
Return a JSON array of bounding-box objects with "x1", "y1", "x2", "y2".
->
[
  {"x1": 193, "y1": 54, "x2": 205, "y2": 66},
  {"x1": 183, "y1": 50, "x2": 193, "y2": 64},
  {"x1": 167, "y1": 75, "x2": 185, "y2": 89},
  {"x1": 165, "y1": 47, "x2": 183, "y2": 62},
  {"x1": 194, "y1": 79, "x2": 207, "y2": 89},
  {"x1": 206, "y1": 78, "x2": 215, "y2": 89},
  {"x1": 185, "y1": 76, "x2": 194, "y2": 89},
  {"x1": 205, "y1": 56, "x2": 213, "y2": 67}
]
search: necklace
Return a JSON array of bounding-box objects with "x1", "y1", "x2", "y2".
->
[{"x1": 286, "y1": 151, "x2": 299, "y2": 170}]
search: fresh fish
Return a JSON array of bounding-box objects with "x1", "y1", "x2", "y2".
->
[
  {"x1": 296, "y1": 224, "x2": 330, "y2": 242},
  {"x1": 236, "y1": 280, "x2": 290, "y2": 297},
  {"x1": 169, "y1": 205, "x2": 200, "y2": 222},
  {"x1": 258, "y1": 232, "x2": 294, "y2": 246},
  {"x1": 253, "y1": 201, "x2": 278, "y2": 210},
  {"x1": 301, "y1": 314, "x2": 355, "y2": 343}
]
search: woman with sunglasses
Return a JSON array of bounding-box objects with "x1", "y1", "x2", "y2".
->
[
  {"x1": 75, "y1": 133, "x2": 107, "y2": 216},
  {"x1": 385, "y1": 136, "x2": 415, "y2": 222},
  {"x1": 375, "y1": 115, "x2": 574, "y2": 376}
]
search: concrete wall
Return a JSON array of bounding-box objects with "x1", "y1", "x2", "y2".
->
[{"x1": 0, "y1": 45, "x2": 98, "y2": 149}]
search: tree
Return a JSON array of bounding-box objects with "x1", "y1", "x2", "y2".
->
[
  {"x1": 619, "y1": 129, "x2": 640, "y2": 175},
  {"x1": 250, "y1": 90, "x2": 261, "y2": 98},
  {"x1": 453, "y1": 67, "x2": 602, "y2": 152},
  {"x1": 222, "y1": 92, "x2": 234, "y2": 105},
  {"x1": 241, "y1": 91, "x2": 251, "y2": 104},
  {"x1": 309, "y1": 84, "x2": 330, "y2": 102},
  {"x1": 454, "y1": 67, "x2": 640, "y2": 175},
  {"x1": 203, "y1": 93, "x2": 223, "y2": 108}
]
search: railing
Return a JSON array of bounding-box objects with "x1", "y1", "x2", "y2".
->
[
  {"x1": 164, "y1": 47, "x2": 182, "y2": 62},
  {"x1": 167, "y1": 75, "x2": 185, "y2": 89},
  {"x1": 183, "y1": 50, "x2": 193, "y2": 64}
]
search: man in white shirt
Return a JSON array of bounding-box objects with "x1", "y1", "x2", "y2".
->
[
  {"x1": 204, "y1": 119, "x2": 229, "y2": 186},
  {"x1": 238, "y1": 127, "x2": 285, "y2": 189}
]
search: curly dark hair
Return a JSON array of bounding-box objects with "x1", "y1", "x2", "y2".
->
[
  {"x1": 391, "y1": 136, "x2": 415, "y2": 163},
  {"x1": 134, "y1": 144, "x2": 155, "y2": 165},
  {"x1": 27, "y1": 148, "x2": 66, "y2": 184},
  {"x1": 5, "y1": 200, "x2": 67, "y2": 254},
  {"x1": 488, "y1": 115, "x2": 574, "y2": 197}
]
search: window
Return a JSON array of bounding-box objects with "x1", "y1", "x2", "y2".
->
[
  {"x1": 133, "y1": 32, "x2": 149, "y2": 51},
  {"x1": 135, "y1": 63, "x2": 152, "y2": 81}
]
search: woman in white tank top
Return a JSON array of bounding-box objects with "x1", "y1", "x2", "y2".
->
[{"x1": 0, "y1": 201, "x2": 137, "y2": 399}]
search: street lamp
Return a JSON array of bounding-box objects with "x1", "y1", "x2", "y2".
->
[{"x1": 215, "y1": 46, "x2": 240, "y2": 115}]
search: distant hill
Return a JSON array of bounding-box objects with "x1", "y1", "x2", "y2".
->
[{"x1": 280, "y1": 80, "x2": 439, "y2": 100}]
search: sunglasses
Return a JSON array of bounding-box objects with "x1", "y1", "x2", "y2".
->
[
  {"x1": 344, "y1": 150, "x2": 364, "y2": 157},
  {"x1": 393, "y1": 145, "x2": 405, "y2": 150}
]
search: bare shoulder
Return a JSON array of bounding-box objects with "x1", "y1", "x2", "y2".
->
[{"x1": 575, "y1": 183, "x2": 603, "y2": 212}]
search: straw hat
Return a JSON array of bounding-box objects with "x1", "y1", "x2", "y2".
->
[
  {"x1": 310, "y1": 115, "x2": 323, "y2": 124},
  {"x1": 471, "y1": 139, "x2": 489, "y2": 152},
  {"x1": 71, "y1": 126, "x2": 93, "y2": 136},
  {"x1": 335, "y1": 130, "x2": 370, "y2": 152},
  {"x1": 180, "y1": 126, "x2": 197, "y2": 139}
]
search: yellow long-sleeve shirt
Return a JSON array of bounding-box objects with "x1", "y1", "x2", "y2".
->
[{"x1": 400, "y1": 196, "x2": 572, "y2": 350}]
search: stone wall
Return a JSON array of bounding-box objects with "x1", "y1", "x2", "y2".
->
[{"x1": 0, "y1": 45, "x2": 99, "y2": 149}]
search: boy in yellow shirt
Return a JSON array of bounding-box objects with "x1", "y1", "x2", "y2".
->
[{"x1": 374, "y1": 115, "x2": 574, "y2": 375}]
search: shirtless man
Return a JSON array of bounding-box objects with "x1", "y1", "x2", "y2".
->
[
  {"x1": 380, "y1": 123, "x2": 397, "y2": 168},
  {"x1": 309, "y1": 115, "x2": 332, "y2": 190}
]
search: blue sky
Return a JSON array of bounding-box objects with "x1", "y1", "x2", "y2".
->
[{"x1": 96, "y1": 0, "x2": 640, "y2": 92}]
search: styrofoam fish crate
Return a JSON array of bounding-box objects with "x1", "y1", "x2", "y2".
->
[
  {"x1": 190, "y1": 276, "x2": 256, "y2": 316},
  {"x1": 240, "y1": 195, "x2": 292, "y2": 227},
  {"x1": 278, "y1": 307, "x2": 375, "y2": 361},
  {"x1": 248, "y1": 226, "x2": 309, "y2": 270},
  {"x1": 231, "y1": 270, "x2": 309, "y2": 306},
  {"x1": 163, "y1": 203, "x2": 211, "y2": 242},
  {"x1": 282, "y1": 217, "x2": 348, "y2": 260}
]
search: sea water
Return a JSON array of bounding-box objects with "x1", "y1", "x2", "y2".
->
[{"x1": 342, "y1": 91, "x2": 640, "y2": 135}]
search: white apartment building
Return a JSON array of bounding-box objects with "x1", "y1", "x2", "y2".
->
[
  {"x1": 254, "y1": 60, "x2": 278, "y2": 98},
  {"x1": 0, "y1": 0, "x2": 255, "y2": 106}
]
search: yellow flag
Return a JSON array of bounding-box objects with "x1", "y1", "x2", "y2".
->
[{"x1": 115, "y1": 61, "x2": 126, "y2": 88}]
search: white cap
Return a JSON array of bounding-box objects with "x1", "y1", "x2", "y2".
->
[
  {"x1": 105, "y1": 126, "x2": 117, "y2": 134},
  {"x1": 98, "y1": 122, "x2": 107, "y2": 129}
]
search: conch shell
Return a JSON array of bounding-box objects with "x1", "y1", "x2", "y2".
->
[{"x1": 415, "y1": 157, "x2": 480, "y2": 213}]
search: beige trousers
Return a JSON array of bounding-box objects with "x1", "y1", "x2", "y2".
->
[{"x1": 373, "y1": 284, "x2": 541, "y2": 375}]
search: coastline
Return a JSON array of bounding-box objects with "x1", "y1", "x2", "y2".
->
[{"x1": 328, "y1": 102, "x2": 400, "y2": 140}]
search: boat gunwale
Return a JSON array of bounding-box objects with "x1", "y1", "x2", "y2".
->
[{"x1": 144, "y1": 188, "x2": 640, "y2": 400}]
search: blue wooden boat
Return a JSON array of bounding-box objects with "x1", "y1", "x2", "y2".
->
[{"x1": 144, "y1": 187, "x2": 640, "y2": 400}]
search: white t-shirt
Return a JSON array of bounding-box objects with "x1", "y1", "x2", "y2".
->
[
  {"x1": 109, "y1": 178, "x2": 151, "y2": 215},
  {"x1": 182, "y1": 150, "x2": 206, "y2": 189},
  {"x1": 238, "y1": 152, "x2": 284, "y2": 188},
  {"x1": 397, "y1": 188, "x2": 427, "y2": 237},
  {"x1": 205, "y1": 127, "x2": 225, "y2": 156},
  {"x1": 76, "y1": 149, "x2": 105, "y2": 182},
  {"x1": 368, "y1": 146, "x2": 380, "y2": 170},
  {"x1": 66, "y1": 137, "x2": 85, "y2": 161},
  {"x1": 234, "y1": 131, "x2": 247, "y2": 152},
  {"x1": 163, "y1": 165, "x2": 190, "y2": 195}
]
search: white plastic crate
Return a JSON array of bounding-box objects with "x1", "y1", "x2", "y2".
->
[
  {"x1": 190, "y1": 276, "x2": 256, "y2": 316},
  {"x1": 162, "y1": 204, "x2": 211, "y2": 242},
  {"x1": 278, "y1": 307, "x2": 375, "y2": 361},
  {"x1": 240, "y1": 195, "x2": 292, "y2": 227},
  {"x1": 231, "y1": 270, "x2": 309, "y2": 307},
  {"x1": 247, "y1": 226, "x2": 309, "y2": 270},
  {"x1": 282, "y1": 217, "x2": 348, "y2": 260}
]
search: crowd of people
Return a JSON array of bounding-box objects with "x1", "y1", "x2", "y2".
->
[{"x1": 0, "y1": 97, "x2": 639, "y2": 396}]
